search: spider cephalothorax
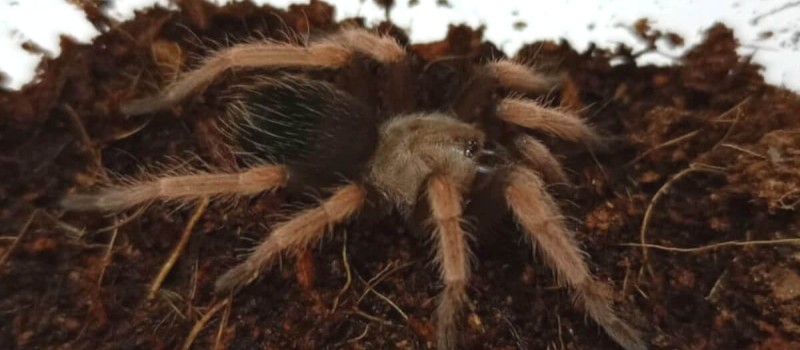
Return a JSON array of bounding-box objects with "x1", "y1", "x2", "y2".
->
[{"x1": 63, "y1": 28, "x2": 647, "y2": 350}]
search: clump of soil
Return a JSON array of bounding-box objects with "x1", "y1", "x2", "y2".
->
[{"x1": 1, "y1": 1, "x2": 799, "y2": 349}]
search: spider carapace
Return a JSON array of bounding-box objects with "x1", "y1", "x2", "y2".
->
[{"x1": 63, "y1": 28, "x2": 647, "y2": 350}]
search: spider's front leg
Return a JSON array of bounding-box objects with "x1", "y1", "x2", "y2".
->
[
  {"x1": 426, "y1": 174, "x2": 472, "y2": 350},
  {"x1": 481, "y1": 60, "x2": 601, "y2": 145},
  {"x1": 486, "y1": 60, "x2": 564, "y2": 94},
  {"x1": 504, "y1": 166, "x2": 647, "y2": 350},
  {"x1": 514, "y1": 134, "x2": 568, "y2": 185},
  {"x1": 497, "y1": 97, "x2": 598, "y2": 142}
]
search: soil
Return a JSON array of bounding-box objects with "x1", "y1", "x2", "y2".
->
[{"x1": 1, "y1": 1, "x2": 799, "y2": 349}]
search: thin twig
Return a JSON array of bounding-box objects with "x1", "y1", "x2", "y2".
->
[
  {"x1": 627, "y1": 129, "x2": 701, "y2": 165},
  {"x1": 153, "y1": 310, "x2": 179, "y2": 335},
  {"x1": 181, "y1": 298, "x2": 229, "y2": 350},
  {"x1": 353, "y1": 261, "x2": 412, "y2": 321},
  {"x1": 97, "y1": 225, "x2": 120, "y2": 287},
  {"x1": 355, "y1": 261, "x2": 413, "y2": 305},
  {"x1": 39, "y1": 210, "x2": 86, "y2": 239},
  {"x1": 346, "y1": 325, "x2": 370, "y2": 343},
  {"x1": 63, "y1": 104, "x2": 105, "y2": 179},
  {"x1": 160, "y1": 290, "x2": 188, "y2": 320},
  {"x1": 62, "y1": 104, "x2": 95, "y2": 151},
  {"x1": 0, "y1": 210, "x2": 39, "y2": 271},
  {"x1": 778, "y1": 190, "x2": 800, "y2": 210},
  {"x1": 712, "y1": 97, "x2": 750, "y2": 149},
  {"x1": 186, "y1": 260, "x2": 201, "y2": 318},
  {"x1": 635, "y1": 98, "x2": 750, "y2": 275},
  {"x1": 368, "y1": 286, "x2": 409, "y2": 320},
  {"x1": 719, "y1": 143, "x2": 768, "y2": 159},
  {"x1": 330, "y1": 231, "x2": 352, "y2": 314},
  {"x1": 624, "y1": 238, "x2": 800, "y2": 253},
  {"x1": 501, "y1": 311, "x2": 527, "y2": 350},
  {"x1": 350, "y1": 308, "x2": 393, "y2": 326},
  {"x1": 639, "y1": 163, "x2": 725, "y2": 274},
  {"x1": 355, "y1": 262, "x2": 395, "y2": 305},
  {"x1": 213, "y1": 295, "x2": 232, "y2": 350},
  {"x1": 147, "y1": 198, "x2": 209, "y2": 301},
  {"x1": 95, "y1": 204, "x2": 150, "y2": 234},
  {"x1": 705, "y1": 269, "x2": 729, "y2": 301},
  {"x1": 556, "y1": 314, "x2": 565, "y2": 350}
]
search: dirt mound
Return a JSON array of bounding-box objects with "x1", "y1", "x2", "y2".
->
[{"x1": 1, "y1": 1, "x2": 798, "y2": 349}]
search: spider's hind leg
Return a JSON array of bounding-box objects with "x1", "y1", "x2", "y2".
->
[
  {"x1": 61, "y1": 165, "x2": 287, "y2": 212},
  {"x1": 504, "y1": 166, "x2": 647, "y2": 350},
  {"x1": 122, "y1": 28, "x2": 405, "y2": 116}
]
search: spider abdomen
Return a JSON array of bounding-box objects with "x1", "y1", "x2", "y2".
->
[{"x1": 222, "y1": 76, "x2": 380, "y2": 188}]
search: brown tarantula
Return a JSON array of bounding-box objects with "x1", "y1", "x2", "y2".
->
[{"x1": 62, "y1": 28, "x2": 646, "y2": 350}]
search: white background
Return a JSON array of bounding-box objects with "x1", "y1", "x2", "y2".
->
[{"x1": 1, "y1": 0, "x2": 799, "y2": 91}]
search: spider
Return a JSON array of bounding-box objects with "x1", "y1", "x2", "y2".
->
[{"x1": 62, "y1": 28, "x2": 646, "y2": 350}]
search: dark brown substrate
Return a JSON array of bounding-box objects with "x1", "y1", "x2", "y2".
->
[{"x1": 1, "y1": 1, "x2": 799, "y2": 349}]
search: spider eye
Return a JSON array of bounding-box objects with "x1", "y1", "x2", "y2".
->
[{"x1": 464, "y1": 139, "x2": 480, "y2": 158}]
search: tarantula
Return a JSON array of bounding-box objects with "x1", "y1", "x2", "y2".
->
[{"x1": 62, "y1": 28, "x2": 646, "y2": 350}]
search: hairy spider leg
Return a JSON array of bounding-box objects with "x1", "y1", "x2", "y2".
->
[
  {"x1": 504, "y1": 166, "x2": 647, "y2": 350},
  {"x1": 513, "y1": 134, "x2": 568, "y2": 185},
  {"x1": 496, "y1": 97, "x2": 598, "y2": 142},
  {"x1": 61, "y1": 165, "x2": 287, "y2": 212},
  {"x1": 122, "y1": 28, "x2": 405, "y2": 116},
  {"x1": 324, "y1": 27, "x2": 405, "y2": 63},
  {"x1": 214, "y1": 183, "x2": 366, "y2": 294},
  {"x1": 483, "y1": 60, "x2": 599, "y2": 145},
  {"x1": 486, "y1": 59, "x2": 563, "y2": 94},
  {"x1": 427, "y1": 174, "x2": 472, "y2": 350}
]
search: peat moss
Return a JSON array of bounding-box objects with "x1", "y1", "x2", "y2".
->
[{"x1": 1, "y1": 1, "x2": 799, "y2": 349}]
